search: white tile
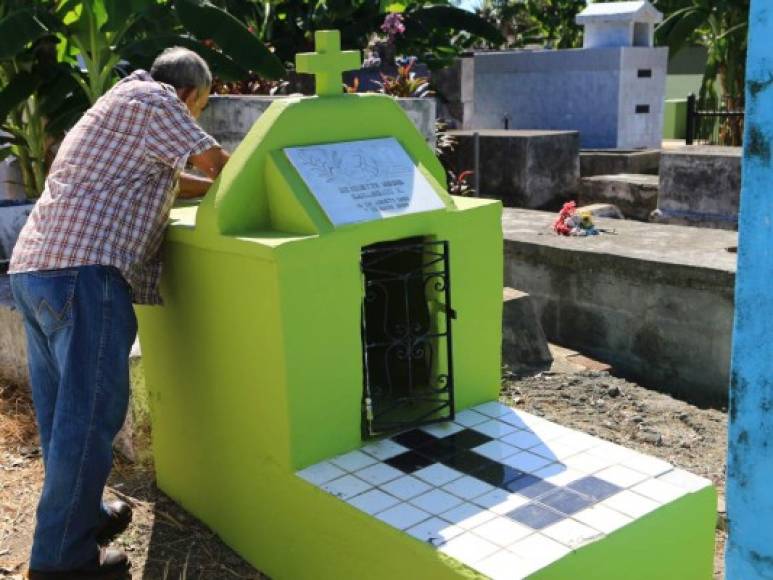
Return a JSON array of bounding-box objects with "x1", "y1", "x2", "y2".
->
[
  {"x1": 657, "y1": 468, "x2": 712, "y2": 493},
  {"x1": 322, "y1": 474, "x2": 372, "y2": 499},
  {"x1": 501, "y1": 430, "x2": 543, "y2": 450},
  {"x1": 440, "y1": 502, "x2": 498, "y2": 529},
  {"x1": 476, "y1": 550, "x2": 534, "y2": 580},
  {"x1": 602, "y1": 490, "x2": 661, "y2": 519},
  {"x1": 330, "y1": 450, "x2": 378, "y2": 472},
  {"x1": 507, "y1": 533, "x2": 571, "y2": 568},
  {"x1": 501, "y1": 451, "x2": 553, "y2": 473},
  {"x1": 473, "y1": 401, "x2": 513, "y2": 418},
  {"x1": 553, "y1": 431, "x2": 601, "y2": 453},
  {"x1": 421, "y1": 421, "x2": 465, "y2": 438},
  {"x1": 471, "y1": 419, "x2": 519, "y2": 439},
  {"x1": 472, "y1": 517, "x2": 532, "y2": 546},
  {"x1": 561, "y1": 452, "x2": 614, "y2": 474},
  {"x1": 443, "y1": 476, "x2": 496, "y2": 500},
  {"x1": 587, "y1": 442, "x2": 640, "y2": 463},
  {"x1": 526, "y1": 443, "x2": 564, "y2": 461},
  {"x1": 440, "y1": 532, "x2": 500, "y2": 563},
  {"x1": 532, "y1": 464, "x2": 584, "y2": 486},
  {"x1": 297, "y1": 461, "x2": 346, "y2": 486},
  {"x1": 347, "y1": 489, "x2": 401, "y2": 515},
  {"x1": 631, "y1": 478, "x2": 687, "y2": 504},
  {"x1": 361, "y1": 439, "x2": 409, "y2": 461},
  {"x1": 410, "y1": 489, "x2": 464, "y2": 515},
  {"x1": 454, "y1": 409, "x2": 490, "y2": 427},
  {"x1": 472, "y1": 489, "x2": 530, "y2": 514},
  {"x1": 376, "y1": 503, "x2": 431, "y2": 530},
  {"x1": 620, "y1": 453, "x2": 673, "y2": 477},
  {"x1": 498, "y1": 410, "x2": 528, "y2": 429},
  {"x1": 413, "y1": 463, "x2": 465, "y2": 486},
  {"x1": 379, "y1": 475, "x2": 432, "y2": 501},
  {"x1": 573, "y1": 504, "x2": 633, "y2": 534},
  {"x1": 406, "y1": 517, "x2": 464, "y2": 547},
  {"x1": 473, "y1": 440, "x2": 520, "y2": 461},
  {"x1": 542, "y1": 519, "x2": 603, "y2": 549},
  {"x1": 594, "y1": 465, "x2": 650, "y2": 488},
  {"x1": 533, "y1": 441, "x2": 581, "y2": 461},
  {"x1": 355, "y1": 462, "x2": 404, "y2": 486}
]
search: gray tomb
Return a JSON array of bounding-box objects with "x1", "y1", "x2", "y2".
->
[{"x1": 458, "y1": 1, "x2": 667, "y2": 149}]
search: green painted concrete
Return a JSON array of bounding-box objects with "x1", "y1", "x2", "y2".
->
[
  {"x1": 532, "y1": 486, "x2": 716, "y2": 579},
  {"x1": 136, "y1": 31, "x2": 714, "y2": 579},
  {"x1": 664, "y1": 98, "x2": 687, "y2": 139}
]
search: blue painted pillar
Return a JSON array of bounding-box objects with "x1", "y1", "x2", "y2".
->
[{"x1": 726, "y1": 2, "x2": 773, "y2": 578}]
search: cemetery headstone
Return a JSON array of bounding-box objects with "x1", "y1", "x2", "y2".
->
[{"x1": 137, "y1": 30, "x2": 716, "y2": 580}]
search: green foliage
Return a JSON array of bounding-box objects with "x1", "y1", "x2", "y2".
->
[
  {"x1": 479, "y1": 0, "x2": 584, "y2": 49},
  {"x1": 656, "y1": 0, "x2": 749, "y2": 105}
]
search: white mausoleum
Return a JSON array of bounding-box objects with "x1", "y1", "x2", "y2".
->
[{"x1": 458, "y1": 0, "x2": 668, "y2": 149}]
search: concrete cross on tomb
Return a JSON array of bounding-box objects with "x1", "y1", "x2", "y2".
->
[{"x1": 296, "y1": 30, "x2": 361, "y2": 96}]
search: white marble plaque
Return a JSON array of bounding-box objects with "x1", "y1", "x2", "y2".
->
[{"x1": 284, "y1": 137, "x2": 445, "y2": 226}]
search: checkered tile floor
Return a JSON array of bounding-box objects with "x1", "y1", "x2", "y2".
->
[{"x1": 297, "y1": 402, "x2": 711, "y2": 580}]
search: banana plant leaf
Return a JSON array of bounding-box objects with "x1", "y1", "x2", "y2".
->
[
  {"x1": 120, "y1": 35, "x2": 249, "y2": 82},
  {"x1": 175, "y1": 0, "x2": 286, "y2": 79},
  {"x1": 102, "y1": 0, "x2": 157, "y2": 33},
  {"x1": 0, "y1": 71, "x2": 41, "y2": 124},
  {"x1": 0, "y1": 10, "x2": 49, "y2": 60},
  {"x1": 406, "y1": 5, "x2": 504, "y2": 45}
]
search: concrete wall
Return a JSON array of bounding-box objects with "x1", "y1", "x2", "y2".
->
[
  {"x1": 439, "y1": 129, "x2": 579, "y2": 208},
  {"x1": 503, "y1": 208, "x2": 736, "y2": 404},
  {"x1": 655, "y1": 145, "x2": 742, "y2": 230},
  {"x1": 618, "y1": 47, "x2": 669, "y2": 149},
  {"x1": 467, "y1": 47, "x2": 667, "y2": 149},
  {"x1": 199, "y1": 95, "x2": 437, "y2": 152},
  {"x1": 0, "y1": 276, "x2": 27, "y2": 385}
]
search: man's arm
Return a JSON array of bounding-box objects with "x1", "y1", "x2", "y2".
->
[
  {"x1": 189, "y1": 146, "x2": 229, "y2": 180},
  {"x1": 178, "y1": 172, "x2": 213, "y2": 199}
]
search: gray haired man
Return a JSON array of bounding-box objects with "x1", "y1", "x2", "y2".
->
[{"x1": 11, "y1": 47, "x2": 229, "y2": 579}]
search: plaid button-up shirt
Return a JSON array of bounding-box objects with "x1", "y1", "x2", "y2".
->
[{"x1": 10, "y1": 70, "x2": 218, "y2": 305}]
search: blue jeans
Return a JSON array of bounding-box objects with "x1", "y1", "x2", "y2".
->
[{"x1": 11, "y1": 265, "x2": 137, "y2": 571}]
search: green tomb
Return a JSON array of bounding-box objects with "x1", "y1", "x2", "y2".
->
[{"x1": 137, "y1": 30, "x2": 716, "y2": 579}]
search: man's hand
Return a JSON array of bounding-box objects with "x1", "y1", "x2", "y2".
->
[
  {"x1": 189, "y1": 146, "x2": 229, "y2": 179},
  {"x1": 178, "y1": 172, "x2": 213, "y2": 199}
]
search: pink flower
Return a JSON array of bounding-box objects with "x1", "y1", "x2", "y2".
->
[{"x1": 381, "y1": 13, "x2": 406, "y2": 40}]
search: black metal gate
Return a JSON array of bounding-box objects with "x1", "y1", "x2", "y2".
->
[{"x1": 360, "y1": 238, "x2": 455, "y2": 437}]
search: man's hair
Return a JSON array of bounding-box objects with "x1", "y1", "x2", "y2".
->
[{"x1": 150, "y1": 47, "x2": 212, "y2": 93}]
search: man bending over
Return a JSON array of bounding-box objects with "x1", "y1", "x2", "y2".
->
[{"x1": 10, "y1": 47, "x2": 229, "y2": 579}]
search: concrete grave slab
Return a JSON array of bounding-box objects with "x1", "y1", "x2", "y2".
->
[
  {"x1": 579, "y1": 173, "x2": 659, "y2": 221},
  {"x1": 653, "y1": 145, "x2": 741, "y2": 230},
  {"x1": 579, "y1": 149, "x2": 660, "y2": 177},
  {"x1": 439, "y1": 129, "x2": 579, "y2": 209},
  {"x1": 503, "y1": 208, "x2": 736, "y2": 404}
]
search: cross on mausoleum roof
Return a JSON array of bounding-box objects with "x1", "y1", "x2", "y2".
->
[{"x1": 295, "y1": 30, "x2": 361, "y2": 97}]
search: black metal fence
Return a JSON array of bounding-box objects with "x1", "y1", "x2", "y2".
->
[{"x1": 686, "y1": 93, "x2": 745, "y2": 146}]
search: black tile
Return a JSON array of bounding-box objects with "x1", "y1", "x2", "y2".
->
[
  {"x1": 538, "y1": 488, "x2": 595, "y2": 515},
  {"x1": 392, "y1": 429, "x2": 437, "y2": 450},
  {"x1": 416, "y1": 437, "x2": 459, "y2": 460},
  {"x1": 567, "y1": 476, "x2": 622, "y2": 502},
  {"x1": 385, "y1": 450, "x2": 435, "y2": 474},
  {"x1": 505, "y1": 474, "x2": 556, "y2": 498},
  {"x1": 440, "y1": 449, "x2": 494, "y2": 475},
  {"x1": 446, "y1": 429, "x2": 493, "y2": 450},
  {"x1": 474, "y1": 462, "x2": 527, "y2": 487},
  {"x1": 506, "y1": 502, "x2": 565, "y2": 530}
]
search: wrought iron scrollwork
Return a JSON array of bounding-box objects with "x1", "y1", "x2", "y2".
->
[{"x1": 360, "y1": 238, "x2": 455, "y2": 437}]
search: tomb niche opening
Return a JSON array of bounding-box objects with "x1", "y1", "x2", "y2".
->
[{"x1": 360, "y1": 236, "x2": 455, "y2": 437}]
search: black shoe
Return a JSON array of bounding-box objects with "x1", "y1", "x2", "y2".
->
[
  {"x1": 27, "y1": 548, "x2": 130, "y2": 579},
  {"x1": 96, "y1": 501, "x2": 132, "y2": 545}
]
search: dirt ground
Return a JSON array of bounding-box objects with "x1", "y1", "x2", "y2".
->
[{"x1": 1, "y1": 358, "x2": 727, "y2": 580}]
